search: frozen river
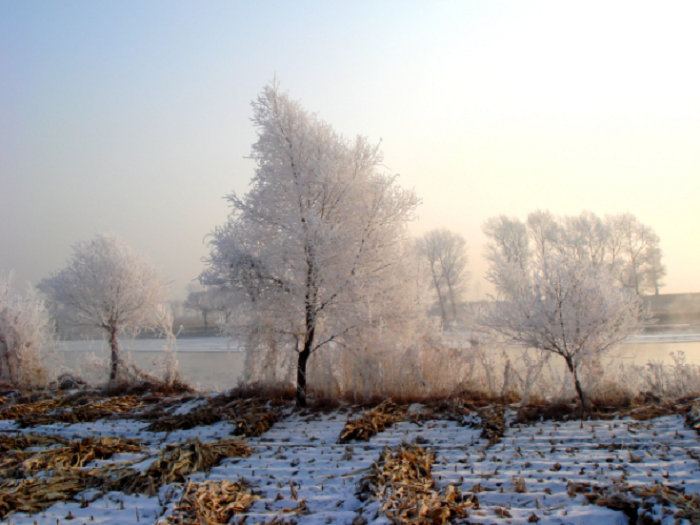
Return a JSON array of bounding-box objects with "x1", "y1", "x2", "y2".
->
[{"x1": 56, "y1": 334, "x2": 700, "y2": 392}]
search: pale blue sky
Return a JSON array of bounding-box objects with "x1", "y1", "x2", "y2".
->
[{"x1": 2, "y1": 1, "x2": 699, "y2": 299}]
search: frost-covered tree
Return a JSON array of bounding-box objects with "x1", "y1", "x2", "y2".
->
[
  {"x1": 526, "y1": 210, "x2": 561, "y2": 266},
  {"x1": 417, "y1": 229, "x2": 470, "y2": 324},
  {"x1": 561, "y1": 211, "x2": 609, "y2": 267},
  {"x1": 183, "y1": 288, "x2": 215, "y2": 329},
  {"x1": 40, "y1": 234, "x2": 168, "y2": 384},
  {"x1": 0, "y1": 273, "x2": 55, "y2": 387},
  {"x1": 483, "y1": 211, "x2": 666, "y2": 296},
  {"x1": 482, "y1": 215, "x2": 530, "y2": 270},
  {"x1": 644, "y1": 245, "x2": 666, "y2": 296},
  {"x1": 479, "y1": 254, "x2": 643, "y2": 413},
  {"x1": 608, "y1": 213, "x2": 664, "y2": 295},
  {"x1": 202, "y1": 82, "x2": 420, "y2": 407}
]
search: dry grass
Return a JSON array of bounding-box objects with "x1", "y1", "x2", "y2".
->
[
  {"x1": 101, "y1": 377, "x2": 195, "y2": 397},
  {"x1": 516, "y1": 394, "x2": 695, "y2": 425}
]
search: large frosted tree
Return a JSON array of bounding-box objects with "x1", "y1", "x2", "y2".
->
[
  {"x1": 40, "y1": 234, "x2": 169, "y2": 384},
  {"x1": 202, "y1": 83, "x2": 420, "y2": 407}
]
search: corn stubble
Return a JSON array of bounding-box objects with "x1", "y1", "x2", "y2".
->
[
  {"x1": 568, "y1": 481, "x2": 700, "y2": 523},
  {"x1": 144, "y1": 397, "x2": 277, "y2": 437},
  {"x1": 1, "y1": 435, "x2": 143, "y2": 479},
  {"x1": 0, "y1": 435, "x2": 253, "y2": 520},
  {"x1": 338, "y1": 400, "x2": 406, "y2": 443},
  {"x1": 166, "y1": 479, "x2": 259, "y2": 525},
  {"x1": 17, "y1": 395, "x2": 151, "y2": 426},
  {"x1": 357, "y1": 444, "x2": 477, "y2": 525}
]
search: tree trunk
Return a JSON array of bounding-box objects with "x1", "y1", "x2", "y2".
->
[
  {"x1": 565, "y1": 356, "x2": 588, "y2": 418},
  {"x1": 108, "y1": 324, "x2": 120, "y2": 384},
  {"x1": 202, "y1": 311, "x2": 209, "y2": 329},
  {"x1": 297, "y1": 301, "x2": 317, "y2": 408},
  {"x1": 296, "y1": 346, "x2": 310, "y2": 408},
  {"x1": 447, "y1": 279, "x2": 458, "y2": 322},
  {"x1": 0, "y1": 332, "x2": 15, "y2": 383},
  {"x1": 297, "y1": 242, "x2": 318, "y2": 408}
]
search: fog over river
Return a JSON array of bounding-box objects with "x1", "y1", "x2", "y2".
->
[{"x1": 55, "y1": 333, "x2": 700, "y2": 392}]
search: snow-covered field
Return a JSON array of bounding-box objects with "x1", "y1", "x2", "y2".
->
[{"x1": 2, "y1": 397, "x2": 699, "y2": 525}]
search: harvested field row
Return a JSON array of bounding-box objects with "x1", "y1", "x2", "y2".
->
[
  {"x1": 165, "y1": 479, "x2": 258, "y2": 525},
  {"x1": 0, "y1": 435, "x2": 142, "y2": 479},
  {"x1": 0, "y1": 471, "x2": 92, "y2": 519},
  {"x1": 141, "y1": 396, "x2": 277, "y2": 436},
  {"x1": 0, "y1": 394, "x2": 78, "y2": 421},
  {"x1": 357, "y1": 443, "x2": 478, "y2": 524},
  {"x1": 17, "y1": 395, "x2": 152, "y2": 427},
  {"x1": 0, "y1": 432, "x2": 68, "y2": 453},
  {"x1": 0, "y1": 436, "x2": 253, "y2": 520}
]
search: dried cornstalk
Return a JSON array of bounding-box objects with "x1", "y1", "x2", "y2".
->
[
  {"x1": 0, "y1": 470, "x2": 91, "y2": 520},
  {"x1": 166, "y1": 479, "x2": 258, "y2": 525},
  {"x1": 105, "y1": 438, "x2": 255, "y2": 494},
  {"x1": 18, "y1": 395, "x2": 149, "y2": 427},
  {"x1": 357, "y1": 444, "x2": 477, "y2": 525},
  {"x1": 0, "y1": 396, "x2": 68, "y2": 421},
  {"x1": 145, "y1": 398, "x2": 277, "y2": 437},
  {"x1": 0, "y1": 433, "x2": 68, "y2": 453},
  {"x1": 568, "y1": 481, "x2": 700, "y2": 523},
  {"x1": 474, "y1": 407, "x2": 506, "y2": 447},
  {"x1": 0, "y1": 434, "x2": 253, "y2": 519},
  {"x1": 686, "y1": 400, "x2": 700, "y2": 432},
  {"x1": 21, "y1": 436, "x2": 143, "y2": 476},
  {"x1": 338, "y1": 400, "x2": 406, "y2": 443}
]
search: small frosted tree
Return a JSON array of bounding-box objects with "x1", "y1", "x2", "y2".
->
[
  {"x1": 40, "y1": 234, "x2": 168, "y2": 385},
  {"x1": 479, "y1": 254, "x2": 643, "y2": 413},
  {"x1": 0, "y1": 273, "x2": 55, "y2": 387},
  {"x1": 202, "y1": 82, "x2": 420, "y2": 407}
]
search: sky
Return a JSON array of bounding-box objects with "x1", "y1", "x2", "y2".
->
[{"x1": 1, "y1": 1, "x2": 699, "y2": 300}]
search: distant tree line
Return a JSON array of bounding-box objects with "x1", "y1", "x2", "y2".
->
[{"x1": 482, "y1": 210, "x2": 666, "y2": 296}]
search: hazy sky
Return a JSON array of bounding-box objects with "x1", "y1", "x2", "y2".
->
[{"x1": 1, "y1": 1, "x2": 699, "y2": 300}]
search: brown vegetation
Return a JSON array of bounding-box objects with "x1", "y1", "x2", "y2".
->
[
  {"x1": 166, "y1": 479, "x2": 259, "y2": 525},
  {"x1": 357, "y1": 443, "x2": 478, "y2": 524},
  {"x1": 338, "y1": 400, "x2": 405, "y2": 443}
]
